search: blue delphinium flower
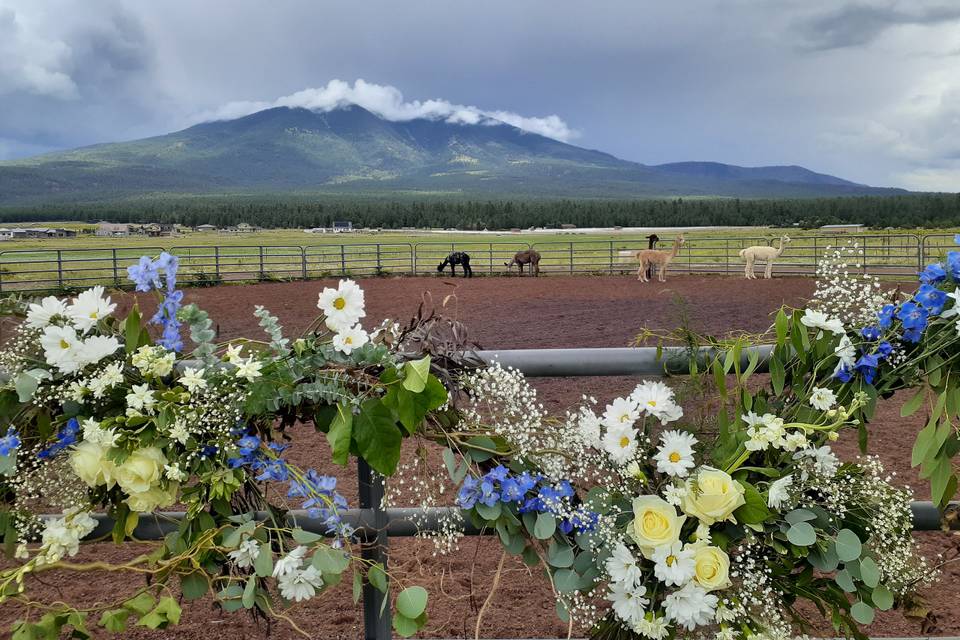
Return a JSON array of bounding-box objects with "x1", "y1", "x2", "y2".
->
[
  {"x1": 877, "y1": 304, "x2": 896, "y2": 329},
  {"x1": 36, "y1": 418, "x2": 81, "y2": 460},
  {"x1": 920, "y1": 263, "x2": 946, "y2": 285},
  {"x1": 855, "y1": 353, "x2": 879, "y2": 384},
  {"x1": 500, "y1": 477, "x2": 524, "y2": 502},
  {"x1": 0, "y1": 427, "x2": 20, "y2": 456},
  {"x1": 478, "y1": 480, "x2": 500, "y2": 507},
  {"x1": 256, "y1": 459, "x2": 289, "y2": 482},
  {"x1": 237, "y1": 435, "x2": 261, "y2": 457},
  {"x1": 903, "y1": 327, "x2": 924, "y2": 343},
  {"x1": 484, "y1": 465, "x2": 510, "y2": 482},
  {"x1": 896, "y1": 302, "x2": 929, "y2": 331},
  {"x1": 457, "y1": 477, "x2": 481, "y2": 509},
  {"x1": 860, "y1": 326, "x2": 881, "y2": 341},
  {"x1": 200, "y1": 444, "x2": 219, "y2": 458},
  {"x1": 916, "y1": 284, "x2": 948, "y2": 315},
  {"x1": 127, "y1": 256, "x2": 161, "y2": 292},
  {"x1": 834, "y1": 365, "x2": 853, "y2": 383},
  {"x1": 876, "y1": 341, "x2": 893, "y2": 359}
]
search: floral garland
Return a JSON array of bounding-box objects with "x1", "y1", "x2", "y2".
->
[{"x1": 0, "y1": 253, "x2": 445, "y2": 638}]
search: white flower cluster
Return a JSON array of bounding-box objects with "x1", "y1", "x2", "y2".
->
[
  {"x1": 317, "y1": 279, "x2": 370, "y2": 355},
  {"x1": 272, "y1": 546, "x2": 324, "y2": 602},
  {"x1": 600, "y1": 381, "x2": 683, "y2": 467},
  {"x1": 131, "y1": 345, "x2": 175, "y2": 378},
  {"x1": 811, "y1": 242, "x2": 890, "y2": 327},
  {"x1": 28, "y1": 288, "x2": 121, "y2": 374},
  {"x1": 32, "y1": 510, "x2": 97, "y2": 565},
  {"x1": 741, "y1": 412, "x2": 807, "y2": 453}
]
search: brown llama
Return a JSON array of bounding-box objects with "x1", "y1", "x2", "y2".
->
[
  {"x1": 505, "y1": 249, "x2": 541, "y2": 276},
  {"x1": 620, "y1": 234, "x2": 685, "y2": 282}
]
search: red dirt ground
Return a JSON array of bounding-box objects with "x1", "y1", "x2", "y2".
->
[{"x1": 4, "y1": 275, "x2": 958, "y2": 639}]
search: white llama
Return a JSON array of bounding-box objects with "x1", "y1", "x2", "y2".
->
[{"x1": 739, "y1": 235, "x2": 791, "y2": 279}]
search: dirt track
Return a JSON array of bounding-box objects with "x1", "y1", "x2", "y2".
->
[{"x1": 4, "y1": 274, "x2": 957, "y2": 638}]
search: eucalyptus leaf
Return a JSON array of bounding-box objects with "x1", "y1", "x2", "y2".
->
[
  {"x1": 534, "y1": 513, "x2": 556, "y2": 540},
  {"x1": 835, "y1": 529, "x2": 862, "y2": 562},
  {"x1": 851, "y1": 601, "x2": 875, "y2": 625}
]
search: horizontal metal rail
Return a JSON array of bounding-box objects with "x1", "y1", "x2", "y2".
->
[{"x1": 0, "y1": 232, "x2": 945, "y2": 293}]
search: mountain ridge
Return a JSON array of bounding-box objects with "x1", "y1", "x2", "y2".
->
[{"x1": 0, "y1": 105, "x2": 909, "y2": 205}]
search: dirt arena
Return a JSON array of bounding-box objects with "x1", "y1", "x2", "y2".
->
[{"x1": 4, "y1": 274, "x2": 958, "y2": 639}]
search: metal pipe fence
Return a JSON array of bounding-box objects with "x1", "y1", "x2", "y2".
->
[
  {"x1": 0, "y1": 232, "x2": 947, "y2": 293},
  {"x1": 70, "y1": 346, "x2": 959, "y2": 640}
]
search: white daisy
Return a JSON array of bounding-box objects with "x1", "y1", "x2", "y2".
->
[
  {"x1": 26, "y1": 296, "x2": 68, "y2": 329},
  {"x1": 228, "y1": 538, "x2": 261, "y2": 569},
  {"x1": 631, "y1": 381, "x2": 683, "y2": 424},
  {"x1": 68, "y1": 286, "x2": 116, "y2": 333},
  {"x1": 602, "y1": 396, "x2": 640, "y2": 428},
  {"x1": 767, "y1": 475, "x2": 793, "y2": 510},
  {"x1": 77, "y1": 335, "x2": 121, "y2": 368},
  {"x1": 800, "y1": 309, "x2": 844, "y2": 335},
  {"x1": 179, "y1": 367, "x2": 208, "y2": 393},
  {"x1": 278, "y1": 565, "x2": 323, "y2": 602},
  {"x1": 40, "y1": 325, "x2": 83, "y2": 373},
  {"x1": 602, "y1": 423, "x2": 638, "y2": 465},
  {"x1": 605, "y1": 542, "x2": 642, "y2": 587},
  {"x1": 941, "y1": 287, "x2": 960, "y2": 318},
  {"x1": 663, "y1": 582, "x2": 718, "y2": 630},
  {"x1": 607, "y1": 581, "x2": 649, "y2": 628},
  {"x1": 833, "y1": 335, "x2": 856, "y2": 375},
  {"x1": 332, "y1": 325, "x2": 370, "y2": 355},
  {"x1": 652, "y1": 541, "x2": 696, "y2": 587},
  {"x1": 318, "y1": 279, "x2": 366, "y2": 331},
  {"x1": 654, "y1": 430, "x2": 697, "y2": 477},
  {"x1": 809, "y1": 387, "x2": 837, "y2": 411}
]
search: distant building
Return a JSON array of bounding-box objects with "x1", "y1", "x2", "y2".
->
[
  {"x1": 333, "y1": 220, "x2": 353, "y2": 233},
  {"x1": 195, "y1": 224, "x2": 217, "y2": 232},
  {"x1": 560, "y1": 224, "x2": 576, "y2": 230},
  {"x1": 236, "y1": 222, "x2": 259, "y2": 233},
  {"x1": 96, "y1": 222, "x2": 130, "y2": 237}
]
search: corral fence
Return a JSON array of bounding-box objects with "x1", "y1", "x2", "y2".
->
[
  {"x1": 0, "y1": 233, "x2": 951, "y2": 293},
  {"x1": 78, "y1": 346, "x2": 959, "y2": 640}
]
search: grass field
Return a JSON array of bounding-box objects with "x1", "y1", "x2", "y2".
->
[{"x1": 0, "y1": 225, "x2": 955, "y2": 292}]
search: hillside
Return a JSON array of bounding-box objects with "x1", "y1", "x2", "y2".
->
[{"x1": 0, "y1": 106, "x2": 908, "y2": 204}]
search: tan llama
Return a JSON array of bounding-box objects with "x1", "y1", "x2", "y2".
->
[
  {"x1": 621, "y1": 234, "x2": 685, "y2": 282},
  {"x1": 739, "y1": 235, "x2": 791, "y2": 279}
]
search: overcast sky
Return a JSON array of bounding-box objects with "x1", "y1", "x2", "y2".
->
[{"x1": 1, "y1": 0, "x2": 959, "y2": 190}]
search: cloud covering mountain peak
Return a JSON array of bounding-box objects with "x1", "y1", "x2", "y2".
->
[{"x1": 195, "y1": 79, "x2": 577, "y2": 142}]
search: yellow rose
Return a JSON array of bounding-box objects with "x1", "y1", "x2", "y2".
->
[
  {"x1": 126, "y1": 483, "x2": 179, "y2": 513},
  {"x1": 69, "y1": 441, "x2": 115, "y2": 488},
  {"x1": 682, "y1": 467, "x2": 746, "y2": 525},
  {"x1": 693, "y1": 545, "x2": 731, "y2": 591},
  {"x1": 115, "y1": 447, "x2": 167, "y2": 495},
  {"x1": 630, "y1": 495, "x2": 686, "y2": 557}
]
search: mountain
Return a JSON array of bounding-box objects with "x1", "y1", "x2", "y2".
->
[{"x1": 0, "y1": 106, "x2": 908, "y2": 205}]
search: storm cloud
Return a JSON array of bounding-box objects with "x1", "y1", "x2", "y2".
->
[{"x1": 0, "y1": 0, "x2": 958, "y2": 190}]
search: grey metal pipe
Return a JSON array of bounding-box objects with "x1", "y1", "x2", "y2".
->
[
  {"x1": 475, "y1": 346, "x2": 773, "y2": 377},
  {"x1": 83, "y1": 501, "x2": 953, "y2": 541}
]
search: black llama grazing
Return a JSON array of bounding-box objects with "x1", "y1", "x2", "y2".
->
[{"x1": 437, "y1": 251, "x2": 473, "y2": 277}]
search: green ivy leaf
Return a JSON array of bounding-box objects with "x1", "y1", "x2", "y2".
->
[
  {"x1": 733, "y1": 481, "x2": 771, "y2": 525},
  {"x1": 122, "y1": 592, "x2": 156, "y2": 615},
  {"x1": 533, "y1": 513, "x2": 556, "y2": 540},
  {"x1": 99, "y1": 608, "x2": 131, "y2": 633},
  {"x1": 367, "y1": 563, "x2": 388, "y2": 593},
  {"x1": 326, "y1": 404, "x2": 353, "y2": 466},
  {"x1": 253, "y1": 543, "x2": 273, "y2": 577},
  {"x1": 835, "y1": 529, "x2": 862, "y2": 562},
  {"x1": 396, "y1": 586, "x2": 428, "y2": 619},
  {"x1": 180, "y1": 572, "x2": 209, "y2": 601},
  {"x1": 402, "y1": 356, "x2": 431, "y2": 393},
  {"x1": 353, "y1": 398, "x2": 402, "y2": 476}
]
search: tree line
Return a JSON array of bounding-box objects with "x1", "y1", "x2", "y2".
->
[{"x1": 1, "y1": 193, "x2": 960, "y2": 229}]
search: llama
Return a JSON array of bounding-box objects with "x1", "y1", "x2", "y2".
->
[
  {"x1": 505, "y1": 249, "x2": 541, "y2": 276},
  {"x1": 437, "y1": 251, "x2": 473, "y2": 277},
  {"x1": 739, "y1": 235, "x2": 791, "y2": 279},
  {"x1": 620, "y1": 235, "x2": 685, "y2": 282}
]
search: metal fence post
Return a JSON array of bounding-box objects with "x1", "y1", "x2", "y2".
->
[
  {"x1": 57, "y1": 250, "x2": 63, "y2": 289},
  {"x1": 376, "y1": 244, "x2": 382, "y2": 275},
  {"x1": 258, "y1": 246, "x2": 265, "y2": 280},
  {"x1": 569, "y1": 242, "x2": 574, "y2": 275},
  {"x1": 340, "y1": 245, "x2": 347, "y2": 275},
  {"x1": 358, "y1": 459, "x2": 390, "y2": 640},
  {"x1": 214, "y1": 247, "x2": 221, "y2": 281},
  {"x1": 489, "y1": 243, "x2": 493, "y2": 274},
  {"x1": 112, "y1": 249, "x2": 120, "y2": 287},
  {"x1": 608, "y1": 241, "x2": 614, "y2": 274},
  {"x1": 301, "y1": 247, "x2": 308, "y2": 281}
]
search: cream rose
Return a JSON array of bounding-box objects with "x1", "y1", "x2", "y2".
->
[
  {"x1": 69, "y1": 441, "x2": 115, "y2": 488},
  {"x1": 630, "y1": 495, "x2": 686, "y2": 557},
  {"x1": 115, "y1": 447, "x2": 167, "y2": 495},
  {"x1": 692, "y1": 545, "x2": 731, "y2": 591},
  {"x1": 682, "y1": 467, "x2": 746, "y2": 525},
  {"x1": 126, "y1": 484, "x2": 179, "y2": 513}
]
